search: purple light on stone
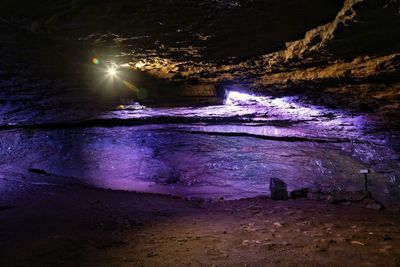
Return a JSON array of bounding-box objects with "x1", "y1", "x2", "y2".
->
[
  {"x1": 225, "y1": 91, "x2": 322, "y2": 119},
  {"x1": 225, "y1": 91, "x2": 271, "y2": 106}
]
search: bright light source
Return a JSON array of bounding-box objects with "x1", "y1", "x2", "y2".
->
[{"x1": 108, "y1": 67, "x2": 117, "y2": 76}]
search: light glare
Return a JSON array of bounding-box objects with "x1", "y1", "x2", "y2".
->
[{"x1": 108, "y1": 68, "x2": 116, "y2": 76}]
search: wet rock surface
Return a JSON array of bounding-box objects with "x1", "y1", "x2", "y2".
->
[
  {"x1": 1, "y1": 88, "x2": 399, "y2": 203},
  {"x1": 0, "y1": 122, "x2": 398, "y2": 203}
]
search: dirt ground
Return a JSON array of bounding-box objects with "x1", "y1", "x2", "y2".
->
[{"x1": 1, "y1": 183, "x2": 400, "y2": 267}]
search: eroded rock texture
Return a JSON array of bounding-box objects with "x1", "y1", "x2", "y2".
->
[{"x1": 256, "y1": 0, "x2": 400, "y2": 111}]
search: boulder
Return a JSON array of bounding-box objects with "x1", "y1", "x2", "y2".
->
[
  {"x1": 329, "y1": 191, "x2": 369, "y2": 204},
  {"x1": 290, "y1": 188, "x2": 309, "y2": 199},
  {"x1": 269, "y1": 177, "x2": 288, "y2": 200},
  {"x1": 358, "y1": 198, "x2": 384, "y2": 210},
  {"x1": 307, "y1": 189, "x2": 331, "y2": 201}
]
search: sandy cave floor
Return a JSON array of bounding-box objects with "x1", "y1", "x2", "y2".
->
[{"x1": 1, "y1": 183, "x2": 400, "y2": 267}]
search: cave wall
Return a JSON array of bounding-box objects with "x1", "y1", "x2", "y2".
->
[
  {"x1": 1, "y1": 0, "x2": 399, "y2": 109},
  {"x1": 0, "y1": 0, "x2": 342, "y2": 60}
]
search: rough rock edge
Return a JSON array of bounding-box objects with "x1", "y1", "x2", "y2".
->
[
  {"x1": 303, "y1": 189, "x2": 385, "y2": 210},
  {"x1": 278, "y1": 0, "x2": 363, "y2": 61}
]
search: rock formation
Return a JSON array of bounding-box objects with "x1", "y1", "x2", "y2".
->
[{"x1": 270, "y1": 177, "x2": 288, "y2": 200}]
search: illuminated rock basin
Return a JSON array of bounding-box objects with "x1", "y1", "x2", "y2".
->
[{"x1": 1, "y1": 93, "x2": 399, "y2": 203}]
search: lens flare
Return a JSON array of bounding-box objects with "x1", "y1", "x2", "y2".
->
[{"x1": 92, "y1": 58, "x2": 100, "y2": 65}]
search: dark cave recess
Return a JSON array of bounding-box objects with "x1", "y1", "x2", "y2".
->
[{"x1": 0, "y1": 0, "x2": 343, "y2": 60}]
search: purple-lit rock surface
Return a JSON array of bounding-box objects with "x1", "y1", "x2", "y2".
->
[
  {"x1": 0, "y1": 92, "x2": 399, "y2": 203},
  {"x1": 0, "y1": 0, "x2": 399, "y2": 205}
]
